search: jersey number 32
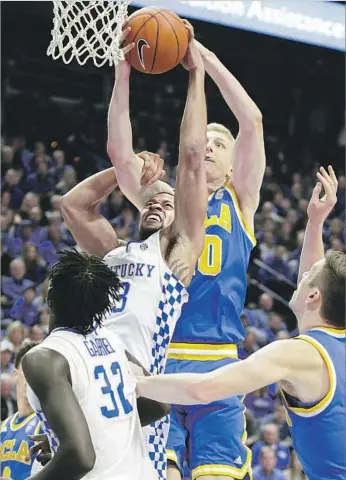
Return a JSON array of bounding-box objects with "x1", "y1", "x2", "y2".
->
[{"x1": 94, "y1": 362, "x2": 133, "y2": 419}]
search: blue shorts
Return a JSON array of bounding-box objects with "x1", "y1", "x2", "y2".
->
[{"x1": 165, "y1": 357, "x2": 252, "y2": 480}]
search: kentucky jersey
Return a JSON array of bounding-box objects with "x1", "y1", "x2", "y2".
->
[
  {"x1": 281, "y1": 327, "x2": 346, "y2": 480},
  {"x1": 103, "y1": 231, "x2": 188, "y2": 480},
  {"x1": 1, "y1": 411, "x2": 42, "y2": 480},
  {"x1": 27, "y1": 328, "x2": 156, "y2": 480},
  {"x1": 170, "y1": 184, "x2": 256, "y2": 356}
]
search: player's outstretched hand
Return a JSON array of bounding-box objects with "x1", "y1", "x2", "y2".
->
[
  {"x1": 26, "y1": 434, "x2": 52, "y2": 466},
  {"x1": 307, "y1": 166, "x2": 338, "y2": 225},
  {"x1": 181, "y1": 20, "x2": 204, "y2": 72},
  {"x1": 137, "y1": 151, "x2": 166, "y2": 187},
  {"x1": 117, "y1": 26, "x2": 135, "y2": 76}
]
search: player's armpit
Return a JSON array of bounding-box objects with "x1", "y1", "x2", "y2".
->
[{"x1": 22, "y1": 348, "x2": 95, "y2": 480}]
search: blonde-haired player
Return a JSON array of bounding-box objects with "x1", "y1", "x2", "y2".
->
[{"x1": 107, "y1": 27, "x2": 265, "y2": 479}]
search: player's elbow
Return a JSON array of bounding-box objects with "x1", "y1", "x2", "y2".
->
[
  {"x1": 187, "y1": 377, "x2": 215, "y2": 405},
  {"x1": 72, "y1": 445, "x2": 96, "y2": 476},
  {"x1": 240, "y1": 108, "x2": 263, "y2": 132}
]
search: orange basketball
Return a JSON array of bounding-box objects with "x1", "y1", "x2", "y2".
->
[{"x1": 123, "y1": 7, "x2": 188, "y2": 74}]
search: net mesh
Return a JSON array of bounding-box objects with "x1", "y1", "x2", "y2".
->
[{"x1": 47, "y1": 1, "x2": 131, "y2": 67}]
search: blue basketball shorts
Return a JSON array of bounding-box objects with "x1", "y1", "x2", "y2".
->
[{"x1": 165, "y1": 357, "x2": 252, "y2": 480}]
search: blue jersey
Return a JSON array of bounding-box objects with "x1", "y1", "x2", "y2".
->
[
  {"x1": 170, "y1": 184, "x2": 256, "y2": 358},
  {"x1": 281, "y1": 327, "x2": 346, "y2": 480},
  {"x1": 1, "y1": 411, "x2": 42, "y2": 480}
]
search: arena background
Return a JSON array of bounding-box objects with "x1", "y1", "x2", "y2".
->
[{"x1": 1, "y1": 1, "x2": 345, "y2": 479}]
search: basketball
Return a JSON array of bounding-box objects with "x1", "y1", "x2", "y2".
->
[{"x1": 123, "y1": 7, "x2": 189, "y2": 74}]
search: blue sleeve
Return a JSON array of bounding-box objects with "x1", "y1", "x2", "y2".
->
[{"x1": 251, "y1": 441, "x2": 262, "y2": 466}]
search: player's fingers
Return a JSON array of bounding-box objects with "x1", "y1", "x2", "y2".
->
[
  {"x1": 27, "y1": 442, "x2": 42, "y2": 460},
  {"x1": 141, "y1": 160, "x2": 160, "y2": 186},
  {"x1": 37, "y1": 453, "x2": 52, "y2": 465},
  {"x1": 320, "y1": 166, "x2": 335, "y2": 190},
  {"x1": 316, "y1": 172, "x2": 333, "y2": 198},
  {"x1": 122, "y1": 42, "x2": 135, "y2": 55},
  {"x1": 312, "y1": 182, "x2": 322, "y2": 199},
  {"x1": 28, "y1": 434, "x2": 48, "y2": 442},
  {"x1": 328, "y1": 165, "x2": 338, "y2": 188},
  {"x1": 120, "y1": 26, "x2": 131, "y2": 44}
]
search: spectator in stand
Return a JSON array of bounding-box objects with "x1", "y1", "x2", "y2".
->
[
  {"x1": 1, "y1": 168, "x2": 24, "y2": 210},
  {"x1": 245, "y1": 387, "x2": 275, "y2": 420},
  {"x1": 259, "y1": 245, "x2": 291, "y2": 283},
  {"x1": 37, "y1": 306, "x2": 50, "y2": 335},
  {"x1": 239, "y1": 328, "x2": 260, "y2": 359},
  {"x1": 55, "y1": 165, "x2": 77, "y2": 194},
  {"x1": 5, "y1": 321, "x2": 26, "y2": 354},
  {"x1": 27, "y1": 324, "x2": 45, "y2": 343},
  {"x1": 51, "y1": 149, "x2": 66, "y2": 182},
  {"x1": 1, "y1": 340, "x2": 14, "y2": 376},
  {"x1": 252, "y1": 293, "x2": 274, "y2": 329},
  {"x1": 1, "y1": 373, "x2": 17, "y2": 421},
  {"x1": 17, "y1": 192, "x2": 39, "y2": 221},
  {"x1": 10, "y1": 286, "x2": 39, "y2": 327},
  {"x1": 26, "y1": 156, "x2": 55, "y2": 195},
  {"x1": 253, "y1": 446, "x2": 285, "y2": 480},
  {"x1": 32, "y1": 279, "x2": 48, "y2": 311},
  {"x1": 22, "y1": 243, "x2": 47, "y2": 283},
  {"x1": 261, "y1": 403, "x2": 291, "y2": 443},
  {"x1": 1, "y1": 259, "x2": 34, "y2": 313},
  {"x1": 264, "y1": 312, "x2": 287, "y2": 343},
  {"x1": 252, "y1": 424, "x2": 291, "y2": 470}
]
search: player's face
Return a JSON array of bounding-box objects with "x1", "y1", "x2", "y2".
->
[
  {"x1": 139, "y1": 193, "x2": 175, "y2": 240},
  {"x1": 289, "y1": 258, "x2": 325, "y2": 322},
  {"x1": 205, "y1": 130, "x2": 234, "y2": 183}
]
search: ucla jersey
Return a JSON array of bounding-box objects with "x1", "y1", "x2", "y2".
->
[
  {"x1": 27, "y1": 328, "x2": 156, "y2": 480},
  {"x1": 170, "y1": 184, "x2": 256, "y2": 358},
  {"x1": 1, "y1": 411, "x2": 42, "y2": 480},
  {"x1": 281, "y1": 327, "x2": 346, "y2": 480}
]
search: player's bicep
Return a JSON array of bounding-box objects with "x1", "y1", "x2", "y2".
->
[
  {"x1": 232, "y1": 125, "x2": 266, "y2": 213},
  {"x1": 62, "y1": 206, "x2": 118, "y2": 258},
  {"x1": 22, "y1": 349, "x2": 94, "y2": 457}
]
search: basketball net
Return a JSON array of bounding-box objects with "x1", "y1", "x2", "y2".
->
[{"x1": 47, "y1": 1, "x2": 131, "y2": 67}]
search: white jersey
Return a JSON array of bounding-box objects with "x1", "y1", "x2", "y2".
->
[
  {"x1": 27, "y1": 328, "x2": 156, "y2": 480},
  {"x1": 103, "y1": 231, "x2": 188, "y2": 479}
]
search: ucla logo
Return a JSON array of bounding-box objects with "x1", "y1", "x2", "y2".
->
[
  {"x1": 140, "y1": 243, "x2": 148, "y2": 251},
  {"x1": 215, "y1": 189, "x2": 224, "y2": 200}
]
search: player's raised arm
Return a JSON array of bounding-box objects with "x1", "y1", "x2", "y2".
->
[
  {"x1": 60, "y1": 153, "x2": 166, "y2": 258},
  {"x1": 196, "y1": 40, "x2": 265, "y2": 220},
  {"x1": 23, "y1": 348, "x2": 95, "y2": 480},
  {"x1": 137, "y1": 338, "x2": 322, "y2": 405},
  {"x1": 107, "y1": 29, "x2": 172, "y2": 210},
  {"x1": 166, "y1": 23, "x2": 207, "y2": 282},
  {"x1": 297, "y1": 166, "x2": 338, "y2": 283},
  {"x1": 60, "y1": 168, "x2": 119, "y2": 257}
]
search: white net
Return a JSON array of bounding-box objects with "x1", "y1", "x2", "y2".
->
[{"x1": 47, "y1": 1, "x2": 131, "y2": 68}]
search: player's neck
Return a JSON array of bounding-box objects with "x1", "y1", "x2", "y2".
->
[
  {"x1": 207, "y1": 179, "x2": 225, "y2": 195},
  {"x1": 17, "y1": 398, "x2": 34, "y2": 418},
  {"x1": 299, "y1": 311, "x2": 327, "y2": 333}
]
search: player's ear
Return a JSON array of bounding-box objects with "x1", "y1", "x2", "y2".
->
[{"x1": 305, "y1": 287, "x2": 321, "y2": 310}]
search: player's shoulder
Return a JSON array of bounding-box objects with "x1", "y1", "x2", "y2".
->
[{"x1": 0, "y1": 415, "x2": 13, "y2": 433}]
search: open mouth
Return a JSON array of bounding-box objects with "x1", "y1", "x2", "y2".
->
[{"x1": 145, "y1": 213, "x2": 162, "y2": 222}]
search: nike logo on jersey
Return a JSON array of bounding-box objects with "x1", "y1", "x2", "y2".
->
[
  {"x1": 109, "y1": 262, "x2": 156, "y2": 279},
  {"x1": 137, "y1": 38, "x2": 150, "y2": 70}
]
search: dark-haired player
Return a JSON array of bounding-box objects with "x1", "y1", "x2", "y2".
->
[
  {"x1": 21, "y1": 248, "x2": 160, "y2": 480},
  {"x1": 138, "y1": 166, "x2": 346, "y2": 480},
  {"x1": 1, "y1": 342, "x2": 44, "y2": 480}
]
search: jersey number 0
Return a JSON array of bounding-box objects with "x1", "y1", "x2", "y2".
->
[{"x1": 94, "y1": 362, "x2": 133, "y2": 419}]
